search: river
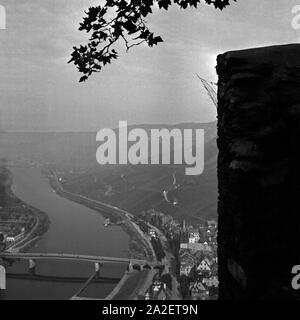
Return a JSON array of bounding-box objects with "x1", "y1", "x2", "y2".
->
[{"x1": 0, "y1": 167, "x2": 131, "y2": 300}]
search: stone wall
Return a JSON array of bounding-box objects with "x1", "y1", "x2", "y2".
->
[{"x1": 217, "y1": 44, "x2": 300, "y2": 299}]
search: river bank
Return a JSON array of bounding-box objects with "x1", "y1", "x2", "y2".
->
[
  {"x1": 1, "y1": 169, "x2": 50, "y2": 254},
  {"x1": 1, "y1": 167, "x2": 133, "y2": 300},
  {"x1": 46, "y1": 169, "x2": 155, "y2": 262},
  {"x1": 45, "y1": 169, "x2": 158, "y2": 299}
]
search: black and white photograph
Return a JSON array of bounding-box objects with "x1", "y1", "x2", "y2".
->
[{"x1": 0, "y1": 0, "x2": 300, "y2": 305}]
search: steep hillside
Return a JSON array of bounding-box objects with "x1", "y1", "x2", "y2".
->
[{"x1": 62, "y1": 122, "x2": 218, "y2": 223}]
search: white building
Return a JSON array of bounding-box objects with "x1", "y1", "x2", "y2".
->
[
  {"x1": 188, "y1": 230, "x2": 200, "y2": 244},
  {"x1": 6, "y1": 229, "x2": 25, "y2": 244},
  {"x1": 197, "y1": 259, "x2": 211, "y2": 272},
  {"x1": 149, "y1": 229, "x2": 157, "y2": 238}
]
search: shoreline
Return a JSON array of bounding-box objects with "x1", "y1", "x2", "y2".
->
[
  {"x1": 1, "y1": 170, "x2": 50, "y2": 254},
  {"x1": 45, "y1": 169, "x2": 158, "y2": 299},
  {"x1": 45, "y1": 170, "x2": 183, "y2": 298},
  {"x1": 2, "y1": 167, "x2": 155, "y2": 300},
  {"x1": 46, "y1": 169, "x2": 156, "y2": 263}
]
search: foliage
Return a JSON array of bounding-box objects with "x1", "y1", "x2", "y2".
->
[
  {"x1": 69, "y1": 0, "x2": 236, "y2": 81},
  {"x1": 151, "y1": 237, "x2": 166, "y2": 261},
  {"x1": 161, "y1": 273, "x2": 173, "y2": 290},
  {"x1": 179, "y1": 275, "x2": 190, "y2": 299}
]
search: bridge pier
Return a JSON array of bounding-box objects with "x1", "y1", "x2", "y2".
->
[
  {"x1": 94, "y1": 262, "x2": 102, "y2": 277},
  {"x1": 0, "y1": 265, "x2": 6, "y2": 290},
  {"x1": 29, "y1": 259, "x2": 36, "y2": 275},
  {"x1": 128, "y1": 261, "x2": 133, "y2": 273}
]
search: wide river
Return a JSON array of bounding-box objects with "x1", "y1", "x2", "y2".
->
[{"x1": 0, "y1": 167, "x2": 130, "y2": 300}]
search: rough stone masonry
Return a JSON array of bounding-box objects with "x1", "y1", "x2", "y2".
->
[{"x1": 217, "y1": 44, "x2": 300, "y2": 299}]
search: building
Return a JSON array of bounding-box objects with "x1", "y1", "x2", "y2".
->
[
  {"x1": 5, "y1": 229, "x2": 25, "y2": 244},
  {"x1": 188, "y1": 243, "x2": 212, "y2": 254},
  {"x1": 188, "y1": 229, "x2": 200, "y2": 244},
  {"x1": 189, "y1": 281, "x2": 209, "y2": 300},
  {"x1": 180, "y1": 261, "x2": 194, "y2": 277},
  {"x1": 196, "y1": 258, "x2": 211, "y2": 273},
  {"x1": 149, "y1": 229, "x2": 157, "y2": 238},
  {"x1": 180, "y1": 252, "x2": 196, "y2": 276},
  {"x1": 145, "y1": 292, "x2": 151, "y2": 300},
  {"x1": 203, "y1": 276, "x2": 219, "y2": 288},
  {"x1": 145, "y1": 280, "x2": 168, "y2": 300},
  {"x1": 180, "y1": 243, "x2": 188, "y2": 250}
]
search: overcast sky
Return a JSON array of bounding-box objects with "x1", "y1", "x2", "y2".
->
[{"x1": 0, "y1": 0, "x2": 299, "y2": 132}]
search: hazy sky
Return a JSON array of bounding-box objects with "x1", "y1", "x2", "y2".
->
[{"x1": 0, "y1": 0, "x2": 299, "y2": 132}]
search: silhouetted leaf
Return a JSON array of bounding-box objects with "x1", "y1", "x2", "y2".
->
[{"x1": 70, "y1": 0, "x2": 236, "y2": 81}]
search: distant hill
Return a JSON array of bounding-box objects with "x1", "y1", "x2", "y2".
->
[{"x1": 0, "y1": 122, "x2": 218, "y2": 223}]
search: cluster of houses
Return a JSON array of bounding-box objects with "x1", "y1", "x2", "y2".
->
[
  {"x1": 140, "y1": 209, "x2": 183, "y2": 235},
  {"x1": 179, "y1": 221, "x2": 219, "y2": 300},
  {"x1": 0, "y1": 209, "x2": 35, "y2": 250},
  {"x1": 139, "y1": 208, "x2": 219, "y2": 300},
  {"x1": 0, "y1": 225, "x2": 27, "y2": 249},
  {"x1": 0, "y1": 228, "x2": 26, "y2": 244}
]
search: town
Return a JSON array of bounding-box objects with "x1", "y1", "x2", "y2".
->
[
  {"x1": 132, "y1": 208, "x2": 218, "y2": 300},
  {"x1": 0, "y1": 184, "x2": 218, "y2": 300},
  {"x1": 0, "y1": 204, "x2": 49, "y2": 253}
]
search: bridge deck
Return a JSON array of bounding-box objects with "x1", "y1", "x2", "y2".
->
[
  {"x1": 6, "y1": 273, "x2": 121, "y2": 283},
  {"x1": 0, "y1": 252, "x2": 152, "y2": 266}
]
